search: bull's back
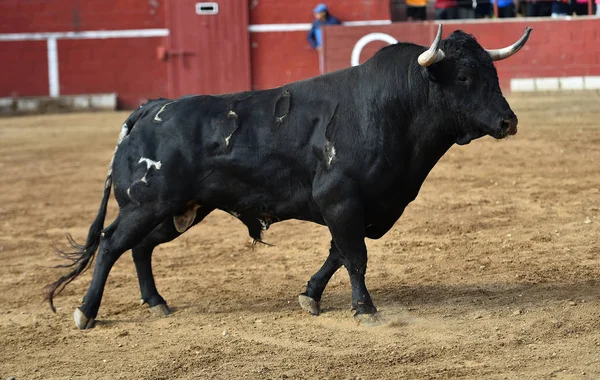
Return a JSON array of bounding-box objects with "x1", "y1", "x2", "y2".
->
[
  {"x1": 118, "y1": 87, "x2": 337, "y2": 222},
  {"x1": 194, "y1": 88, "x2": 337, "y2": 220}
]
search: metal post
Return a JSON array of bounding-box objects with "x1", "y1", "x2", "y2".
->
[
  {"x1": 47, "y1": 37, "x2": 60, "y2": 97},
  {"x1": 493, "y1": 0, "x2": 499, "y2": 18}
]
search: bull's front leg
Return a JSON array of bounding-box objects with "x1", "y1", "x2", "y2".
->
[
  {"x1": 314, "y1": 189, "x2": 383, "y2": 325},
  {"x1": 337, "y1": 235, "x2": 380, "y2": 322}
]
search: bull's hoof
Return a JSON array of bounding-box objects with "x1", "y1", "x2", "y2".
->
[
  {"x1": 149, "y1": 303, "x2": 171, "y2": 317},
  {"x1": 74, "y1": 308, "x2": 95, "y2": 330},
  {"x1": 354, "y1": 312, "x2": 386, "y2": 327},
  {"x1": 298, "y1": 294, "x2": 320, "y2": 316}
]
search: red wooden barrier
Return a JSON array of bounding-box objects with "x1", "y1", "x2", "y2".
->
[{"x1": 322, "y1": 19, "x2": 600, "y2": 92}]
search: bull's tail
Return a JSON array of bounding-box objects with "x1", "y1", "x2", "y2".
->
[{"x1": 45, "y1": 121, "x2": 133, "y2": 312}]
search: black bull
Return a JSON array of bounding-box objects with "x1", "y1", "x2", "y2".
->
[{"x1": 47, "y1": 25, "x2": 533, "y2": 329}]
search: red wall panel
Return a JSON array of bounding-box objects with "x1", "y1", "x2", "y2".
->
[
  {"x1": 0, "y1": 0, "x2": 168, "y2": 108},
  {"x1": 4, "y1": 2, "x2": 599, "y2": 110},
  {"x1": 248, "y1": 0, "x2": 390, "y2": 89},
  {"x1": 250, "y1": 31, "x2": 321, "y2": 90},
  {"x1": 249, "y1": 0, "x2": 390, "y2": 24},
  {"x1": 0, "y1": 0, "x2": 391, "y2": 105},
  {"x1": 58, "y1": 38, "x2": 168, "y2": 109},
  {"x1": 0, "y1": 0, "x2": 165, "y2": 33},
  {"x1": 248, "y1": 0, "x2": 391, "y2": 90},
  {"x1": 167, "y1": 0, "x2": 251, "y2": 98},
  {"x1": 0, "y1": 40, "x2": 48, "y2": 97},
  {"x1": 322, "y1": 19, "x2": 600, "y2": 92}
]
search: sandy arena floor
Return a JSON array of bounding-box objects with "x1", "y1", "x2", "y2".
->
[{"x1": 1, "y1": 91, "x2": 599, "y2": 379}]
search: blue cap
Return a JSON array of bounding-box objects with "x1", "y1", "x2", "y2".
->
[{"x1": 313, "y1": 3, "x2": 328, "y2": 13}]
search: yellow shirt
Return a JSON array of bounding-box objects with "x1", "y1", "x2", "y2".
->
[{"x1": 406, "y1": 0, "x2": 427, "y2": 6}]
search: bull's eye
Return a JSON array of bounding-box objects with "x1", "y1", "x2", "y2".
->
[{"x1": 457, "y1": 75, "x2": 469, "y2": 83}]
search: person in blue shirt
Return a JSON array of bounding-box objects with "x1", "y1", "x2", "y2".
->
[
  {"x1": 307, "y1": 4, "x2": 341, "y2": 52},
  {"x1": 551, "y1": 0, "x2": 570, "y2": 17},
  {"x1": 490, "y1": 0, "x2": 517, "y2": 16}
]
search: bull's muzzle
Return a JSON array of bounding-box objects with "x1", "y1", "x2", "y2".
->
[{"x1": 500, "y1": 117, "x2": 518, "y2": 136}]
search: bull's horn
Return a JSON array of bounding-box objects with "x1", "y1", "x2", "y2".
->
[
  {"x1": 486, "y1": 27, "x2": 533, "y2": 62},
  {"x1": 418, "y1": 24, "x2": 445, "y2": 67}
]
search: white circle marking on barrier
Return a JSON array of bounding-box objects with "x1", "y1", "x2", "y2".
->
[{"x1": 350, "y1": 33, "x2": 398, "y2": 67}]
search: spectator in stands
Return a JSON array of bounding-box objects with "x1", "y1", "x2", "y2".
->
[
  {"x1": 571, "y1": 0, "x2": 586, "y2": 14},
  {"x1": 597, "y1": 0, "x2": 600, "y2": 15},
  {"x1": 307, "y1": 3, "x2": 341, "y2": 52},
  {"x1": 551, "y1": 0, "x2": 570, "y2": 16},
  {"x1": 571, "y1": 0, "x2": 596, "y2": 14},
  {"x1": 475, "y1": 0, "x2": 492, "y2": 17},
  {"x1": 307, "y1": 4, "x2": 340, "y2": 74},
  {"x1": 525, "y1": 0, "x2": 552, "y2": 16},
  {"x1": 406, "y1": 0, "x2": 428, "y2": 20},
  {"x1": 435, "y1": 0, "x2": 459, "y2": 19},
  {"x1": 458, "y1": 0, "x2": 476, "y2": 18},
  {"x1": 491, "y1": 0, "x2": 517, "y2": 16}
]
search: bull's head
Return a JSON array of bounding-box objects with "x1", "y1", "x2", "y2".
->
[{"x1": 418, "y1": 25, "x2": 532, "y2": 145}]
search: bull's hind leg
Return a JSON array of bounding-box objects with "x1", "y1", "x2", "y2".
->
[
  {"x1": 74, "y1": 205, "x2": 174, "y2": 330},
  {"x1": 133, "y1": 206, "x2": 214, "y2": 316},
  {"x1": 299, "y1": 241, "x2": 342, "y2": 316}
]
